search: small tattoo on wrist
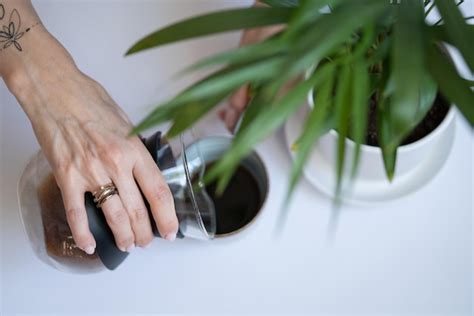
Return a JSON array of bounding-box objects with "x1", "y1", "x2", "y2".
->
[
  {"x1": 0, "y1": 3, "x2": 41, "y2": 52},
  {"x1": 0, "y1": 4, "x2": 5, "y2": 20}
]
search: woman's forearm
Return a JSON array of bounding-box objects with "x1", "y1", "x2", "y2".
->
[{"x1": 0, "y1": 0, "x2": 79, "y2": 120}]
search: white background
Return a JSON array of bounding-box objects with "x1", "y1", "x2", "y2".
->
[{"x1": 1, "y1": 0, "x2": 472, "y2": 315}]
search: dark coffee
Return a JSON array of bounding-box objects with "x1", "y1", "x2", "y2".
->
[
  {"x1": 38, "y1": 174, "x2": 99, "y2": 263},
  {"x1": 204, "y1": 164, "x2": 263, "y2": 235}
]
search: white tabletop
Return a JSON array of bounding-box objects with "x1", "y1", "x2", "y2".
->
[{"x1": 1, "y1": 1, "x2": 472, "y2": 315}]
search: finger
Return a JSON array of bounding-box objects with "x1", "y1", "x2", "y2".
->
[
  {"x1": 225, "y1": 108, "x2": 240, "y2": 132},
  {"x1": 100, "y1": 194, "x2": 135, "y2": 252},
  {"x1": 59, "y1": 181, "x2": 96, "y2": 255},
  {"x1": 113, "y1": 173, "x2": 154, "y2": 248},
  {"x1": 229, "y1": 85, "x2": 250, "y2": 112},
  {"x1": 134, "y1": 156, "x2": 178, "y2": 241}
]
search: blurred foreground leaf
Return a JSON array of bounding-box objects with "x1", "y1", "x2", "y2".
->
[{"x1": 126, "y1": 7, "x2": 293, "y2": 55}]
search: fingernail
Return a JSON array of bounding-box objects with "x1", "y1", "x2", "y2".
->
[
  {"x1": 164, "y1": 233, "x2": 176, "y2": 242},
  {"x1": 126, "y1": 244, "x2": 135, "y2": 253},
  {"x1": 84, "y1": 246, "x2": 95, "y2": 255}
]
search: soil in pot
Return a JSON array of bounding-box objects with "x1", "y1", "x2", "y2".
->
[{"x1": 365, "y1": 94, "x2": 450, "y2": 146}]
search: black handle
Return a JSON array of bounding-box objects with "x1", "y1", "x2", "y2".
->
[
  {"x1": 85, "y1": 130, "x2": 181, "y2": 270},
  {"x1": 85, "y1": 192, "x2": 126, "y2": 270}
]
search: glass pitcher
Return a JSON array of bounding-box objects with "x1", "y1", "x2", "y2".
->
[{"x1": 17, "y1": 130, "x2": 216, "y2": 273}]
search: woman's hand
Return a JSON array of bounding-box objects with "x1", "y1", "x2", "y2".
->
[
  {"x1": 31, "y1": 70, "x2": 178, "y2": 254},
  {"x1": 1, "y1": 8, "x2": 178, "y2": 254}
]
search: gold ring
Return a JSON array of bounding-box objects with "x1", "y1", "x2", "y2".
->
[{"x1": 93, "y1": 182, "x2": 118, "y2": 208}]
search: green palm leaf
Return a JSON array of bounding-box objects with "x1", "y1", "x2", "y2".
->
[
  {"x1": 261, "y1": 0, "x2": 300, "y2": 7},
  {"x1": 286, "y1": 65, "x2": 335, "y2": 201},
  {"x1": 350, "y1": 61, "x2": 369, "y2": 179},
  {"x1": 166, "y1": 92, "x2": 231, "y2": 138},
  {"x1": 428, "y1": 24, "x2": 474, "y2": 47},
  {"x1": 172, "y1": 58, "x2": 285, "y2": 104},
  {"x1": 389, "y1": 0, "x2": 426, "y2": 147},
  {"x1": 235, "y1": 84, "x2": 278, "y2": 135},
  {"x1": 334, "y1": 64, "x2": 352, "y2": 195},
  {"x1": 182, "y1": 38, "x2": 287, "y2": 73},
  {"x1": 377, "y1": 96, "x2": 397, "y2": 181},
  {"x1": 427, "y1": 45, "x2": 474, "y2": 125},
  {"x1": 434, "y1": 0, "x2": 474, "y2": 72},
  {"x1": 126, "y1": 7, "x2": 293, "y2": 55},
  {"x1": 283, "y1": 0, "x2": 335, "y2": 39},
  {"x1": 131, "y1": 57, "x2": 285, "y2": 134}
]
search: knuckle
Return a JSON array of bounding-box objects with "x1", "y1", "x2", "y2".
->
[
  {"x1": 107, "y1": 208, "x2": 129, "y2": 226},
  {"x1": 155, "y1": 185, "x2": 173, "y2": 204},
  {"x1": 65, "y1": 208, "x2": 85, "y2": 224},
  {"x1": 55, "y1": 158, "x2": 73, "y2": 175},
  {"x1": 129, "y1": 207, "x2": 149, "y2": 223},
  {"x1": 100, "y1": 143, "x2": 124, "y2": 168},
  {"x1": 83, "y1": 148, "x2": 100, "y2": 166}
]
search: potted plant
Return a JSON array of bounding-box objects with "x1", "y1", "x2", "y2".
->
[{"x1": 125, "y1": 0, "x2": 473, "y2": 205}]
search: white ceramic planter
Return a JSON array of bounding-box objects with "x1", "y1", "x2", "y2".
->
[{"x1": 307, "y1": 91, "x2": 456, "y2": 182}]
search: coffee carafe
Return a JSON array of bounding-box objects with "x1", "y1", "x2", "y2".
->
[{"x1": 18, "y1": 131, "x2": 269, "y2": 273}]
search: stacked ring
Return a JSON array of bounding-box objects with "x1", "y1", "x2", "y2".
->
[{"x1": 93, "y1": 183, "x2": 118, "y2": 208}]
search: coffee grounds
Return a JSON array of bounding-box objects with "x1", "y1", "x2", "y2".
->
[
  {"x1": 38, "y1": 174, "x2": 98, "y2": 262},
  {"x1": 204, "y1": 164, "x2": 262, "y2": 235}
]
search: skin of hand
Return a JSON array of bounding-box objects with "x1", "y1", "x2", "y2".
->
[
  {"x1": 219, "y1": 2, "x2": 284, "y2": 132},
  {"x1": 0, "y1": 0, "x2": 178, "y2": 254}
]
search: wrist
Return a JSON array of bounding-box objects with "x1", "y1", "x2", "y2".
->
[{"x1": 3, "y1": 26, "x2": 81, "y2": 117}]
